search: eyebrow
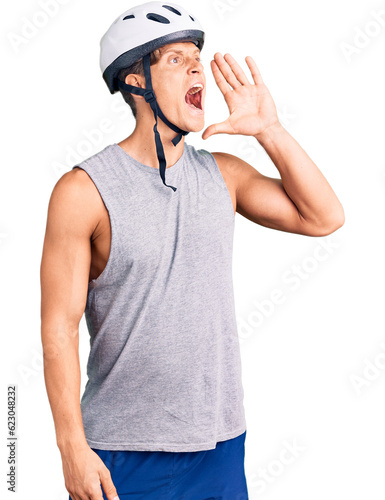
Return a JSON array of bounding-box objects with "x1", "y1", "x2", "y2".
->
[{"x1": 162, "y1": 48, "x2": 200, "y2": 56}]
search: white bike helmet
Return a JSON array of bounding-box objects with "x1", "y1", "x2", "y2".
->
[{"x1": 99, "y1": 2, "x2": 205, "y2": 191}]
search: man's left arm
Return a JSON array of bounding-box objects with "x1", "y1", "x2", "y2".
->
[{"x1": 203, "y1": 52, "x2": 345, "y2": 236}]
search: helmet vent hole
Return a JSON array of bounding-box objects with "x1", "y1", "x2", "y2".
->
[
  {"x1": 162, "y1": 5, "x2": 181, "y2": 16},
  {"x1": 146, "y1": 13, "x2": 170, "y2": 24},
  {"x1": 123, "y1": 15, "x2": 135, "y2": 20},
  {"x1": 189, "y1": 15, "x2": 195, "y2": 21}
]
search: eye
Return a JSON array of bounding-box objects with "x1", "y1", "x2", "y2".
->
[{"x1": 170, "y1": 56, "x2": 180, "y2": 63}]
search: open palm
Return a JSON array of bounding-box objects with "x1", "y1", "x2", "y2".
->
[{"x1": 202, "y1": 53, "x2": 279, "y2": 140}]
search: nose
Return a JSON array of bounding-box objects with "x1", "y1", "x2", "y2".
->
[{"x1": 188, "y1": 56, "x2": 204, "y2": 74}]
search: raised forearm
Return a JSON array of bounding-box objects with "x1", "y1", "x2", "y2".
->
[
  {"x1": 255, "y1": 122, "x2": 345, "y2": 229},
  {"x1": 42, "y1": 323, "x2": 88, "y2": 453}
]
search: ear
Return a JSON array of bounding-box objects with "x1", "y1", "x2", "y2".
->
[{"x1": 124, "y1": 74, "x2": 146, "y2": 99}]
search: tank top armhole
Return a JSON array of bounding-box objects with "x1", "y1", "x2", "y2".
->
[
  {"x1": 198, "y1": 149, "x2": 235, "y2": 219},
  {"x1": 72, "y1": 164, "x2": 115, "y2": 288}
]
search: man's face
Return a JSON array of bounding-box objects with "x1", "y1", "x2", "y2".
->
[{"x1": 150, "y1": 41, "x2": 206, "y2": 133}]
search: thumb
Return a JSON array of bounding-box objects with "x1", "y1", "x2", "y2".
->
[
  {"x1": 202, "y1": 121, "x2": 231, "y2": 140},
  {"x1": 100, "y1": 467, "x2": 119, "y2": 500}
]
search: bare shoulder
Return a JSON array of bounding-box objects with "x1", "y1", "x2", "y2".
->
[
  {"x1": 47, "y1": 167, "x2": 103, "y2": 237},
  {"x1": 211, "y1": 151, "x2": 262, "y2": 179}
]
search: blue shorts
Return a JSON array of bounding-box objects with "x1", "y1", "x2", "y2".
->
[{"x1": 69, "y1": 431, "x2": 248, "y2": 500}]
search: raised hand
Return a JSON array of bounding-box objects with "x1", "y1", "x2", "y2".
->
[{"x1": 202, "y1": 52, "x2": 280, "y2": 140}]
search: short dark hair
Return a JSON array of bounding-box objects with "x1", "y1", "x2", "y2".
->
[{"x1": 117, "y1": 48, "x2": 163, "y2": 119}]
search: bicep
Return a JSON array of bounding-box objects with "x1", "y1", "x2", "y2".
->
[
  {"x1": 236, "y1": 172, "x2": 306, "y2": 233},
  {"x1": 234, "y1": 157, "x2": 321, "y2": 236},
  {"x1": 40, "y1": 171, "x2": 97, "y2": 337}
]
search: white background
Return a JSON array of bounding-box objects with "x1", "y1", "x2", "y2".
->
[{"x1": 2, "y1": 0, "x2": 385, "y2": 498}]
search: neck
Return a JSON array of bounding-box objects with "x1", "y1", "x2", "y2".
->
[{"x1": 117, "y1": 112, "x2": 186, "y2": 169}]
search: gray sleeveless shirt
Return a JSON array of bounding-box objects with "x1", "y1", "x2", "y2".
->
[{"x1": 73, "y1": 142, "x2": 246, "y2": 452}]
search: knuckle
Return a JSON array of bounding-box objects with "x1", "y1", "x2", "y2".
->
[
  {"x1": 84, "y1": 481, "x2": 96, "y2": 493},
  {"x1": 101, "y1": 467, "x2": 111, "y2": 478},
  {"x1": 87, "y1": 485, "x2": 101, "y2": 496},
  {"x1": 103, "y1": 483, "x2": 117, "y2": 495}
]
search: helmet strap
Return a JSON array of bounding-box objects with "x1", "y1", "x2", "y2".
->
[{"x1": 117, "y1": 53, "x2": 191, "y2": 191}]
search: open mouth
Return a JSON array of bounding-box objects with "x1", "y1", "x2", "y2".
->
[{"x1": 185, "y1": 83, "x2": 203, "y2": 111}]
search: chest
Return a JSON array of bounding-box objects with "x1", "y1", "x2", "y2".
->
[{"x1": 90, "y1": 179, "x2": 234, "y2": 284}]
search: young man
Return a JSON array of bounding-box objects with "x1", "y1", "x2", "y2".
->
[{"x1": 40, "y1": 2, "x2": 344, "y2": 500}]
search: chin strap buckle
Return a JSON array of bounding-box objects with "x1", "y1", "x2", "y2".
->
[{"x1": 144, "y1": 90, "x2": 156, "y2": 103}]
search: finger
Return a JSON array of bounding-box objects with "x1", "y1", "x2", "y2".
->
[
  {"x1": 210, "y1": 60, "x2": 232, "y2": 97},
  {"x1": 245, "y1": 56, "x2": 264, "y2": 85},
  {"x1": 223, "y1": 53, "x2": 252, "y2": 86},
  {"x1": 213, "y1": 52, "x2": 242, "y2": 90},
  {"x1": 87, "y1": 489, "x2": 103, "y2": 500},
  {"x1": 89, "y1": 485, "x2": 105, "y2": 500},
  {"x1": 202, "y1": 121, "x2": 233, "y2": 140},
  {"x1": 100, "y1": 468, "x2": 119, "y2": 500}
]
